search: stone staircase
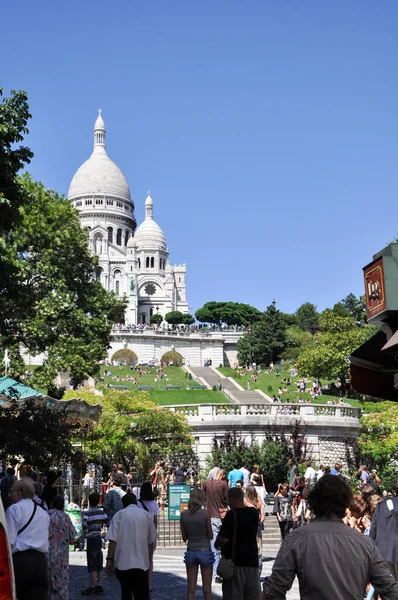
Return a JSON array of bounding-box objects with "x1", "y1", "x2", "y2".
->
[
  {"x1": 188, "y1": 366, "x2": 272, "y2": 404},
  {"x1": 262, "y1": 514, "x2": 282, "y2": 546}
]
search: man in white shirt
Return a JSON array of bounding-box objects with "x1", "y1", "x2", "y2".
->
[
  {"x1": 207, "y1": 460, "x2": 220, "y2": 480},
  {"x1": 6, "y1": 478, "x2": 50, "y2": 600},
  {"x1": 240, "y1": 461, "x2": 251, "y2": 488},
  {"x1": 106, "y1": 493, "x2": 157, "y2": 599},
  {"x1": 316, "y1": 464, "x2": 325, "y2": 481},
  {"x1": 304, "y1": 460, "x2": 317, "y2": 488}
]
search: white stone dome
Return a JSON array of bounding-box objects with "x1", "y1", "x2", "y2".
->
[
  {"x1": 127, "y1": 235, "x2": 136, "y2": 248},
  {"x1": 135, "y1": 193, "x2": 167, "y2": 250},
  {"x1": 68, "y1": 110, "x2": 131, "y2": 203}
]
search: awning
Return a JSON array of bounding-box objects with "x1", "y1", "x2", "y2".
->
[{"x1": 350, "y1": 330, "x2": 398, "y2": 400}]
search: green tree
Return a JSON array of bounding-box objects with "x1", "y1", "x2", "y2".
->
[
  {"x1": 296, "y1": 310, "x2": 375, "y2": 395},
  {"x1": 150, "y1": 313, "x2": 163, "y2": 325},
  {"x1": 0, "y1": 398, "x2": 74, "y2": 470},
  {"x1": 295, "y1": 302, "x2": 319, "y2": 332},
  {"x1": 165, "y1": 311, "x2": 184, "y2": 325},
  {"x1": 195, "y1": 301, "x2": 261, "y2": 327},
  {"x1": 63, "y1": 388, "x2": 193, "y2": 473},
  {"x1": 341, "y1": 293, "x2": 367, "y2": 324},
  {"x1": 238, "y1": 303, "x2": 287, "y2": 366},
  {"x1": 281, "y1": 326, "x2": 313, "y2": 362},
  {"x1": 181, "y1": 313, "x2": 195, "y2": 326},
  {"x1": 0, "y1": 88, "x2": 33, "y2": 232},
  {"x1": 0, "y1": 174, "x2": 126, "y2": 390}
]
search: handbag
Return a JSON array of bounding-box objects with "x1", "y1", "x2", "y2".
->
[{"x1": 217, "y1": 510, "x2": 237, "y2": 580}]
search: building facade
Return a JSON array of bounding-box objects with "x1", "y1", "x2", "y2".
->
[{"x1": 68, "y1": 111, "x2": 188, "y2": 324}]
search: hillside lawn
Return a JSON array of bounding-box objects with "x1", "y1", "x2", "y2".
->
[{"x1": 218, "y1": 367, "x2": 362, "y2": 408}]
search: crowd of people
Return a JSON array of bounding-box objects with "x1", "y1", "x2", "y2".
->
[{"x1": 3, "y1": 457, "x2": 398, "y2": 600}]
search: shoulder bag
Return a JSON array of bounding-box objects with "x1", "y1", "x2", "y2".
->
[
  {"x1": 17, "y1": 502, "x2": 37, "y2": 535},
  {"x1": 217, "y1": 510, "x2": 237, "y2": 580}
]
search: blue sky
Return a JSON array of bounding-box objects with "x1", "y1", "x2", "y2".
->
[{"x1": 2, "y1": 1, "x2": 397, "y2": 315}]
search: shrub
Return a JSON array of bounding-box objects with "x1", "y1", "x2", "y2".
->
[
  {"x1": 212, "y1": 385, "x2": 217, "y2": 391},
  {"x1": 267, "y1": 384, "x2": 273, "y2": 393},
  {"x1": 150, "y1": 313, "x2": 163, "y2": 325},
  {"x1": 111, "y1": 349, "x2": 138, "y2": 365},
  {"x1": 160, "y1": 350, "x2": 184, "y2": 366}
]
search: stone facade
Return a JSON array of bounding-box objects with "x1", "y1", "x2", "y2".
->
[{"x1": 68, "y1": 111, "x2": 188, "y2": 325}]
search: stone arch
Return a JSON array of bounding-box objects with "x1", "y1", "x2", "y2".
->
[
  {"x1": 111, "y1": 349, "x2": 138, "y2": 365},
  {"x1": 160, "y1": 350, "x2": 184, "y2": 366}
]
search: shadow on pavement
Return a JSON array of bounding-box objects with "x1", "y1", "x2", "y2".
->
[{"x1": 69, "y1": 564, "x2": 223, "y2": 600}]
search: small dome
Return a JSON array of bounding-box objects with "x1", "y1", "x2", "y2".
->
[
  {"x1": 127, "y1": 236, "x2": 136, "y2": 248},
  {"x1": 94, "y1": 110, "x2": 105, "y2": 131},
  {"x1": 135, "y1": 193, "x2": 166, "y2": 250}
]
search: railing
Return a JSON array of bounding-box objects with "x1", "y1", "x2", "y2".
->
[{"x1": 168, "y1": 403, "x2": 361, "y2": 420}]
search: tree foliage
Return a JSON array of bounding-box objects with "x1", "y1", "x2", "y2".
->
[
  {"x1": 237, "y1": 303, "x2": 287, "y2": 365},
  {"x1": 296, "y1": 310, "x2": 375, "y2": 394},
  {"x1": 295, "y1": 302, "x2": 319, "y2": 332},
  {"x1": 0, "y1": 174, "x2": 126, "y2": 390},
  {"x1": 165, "y1": 311, "x2": 184, "y2": 325},
  {"x1": 341, "y1": 293, "x2": 367, "y2": 324},
  {"x1": 63, "y1": 388, "x2": 193, "y2": 473},
  {"x1": 0, "y1": 398, "x2": 74, "y2": 470},
  {"x1": 195, "y1": 301, "x2": 261, "y2": 326},
  {"x1": 150, "y1": 313, "x2": 163, "y2": 325},
  {"x1": 160, "y1": 351, "x2": 184, "y2": 366},
  {"x1": 281, "y1": 326, "x2": 313, "y2": 362}
]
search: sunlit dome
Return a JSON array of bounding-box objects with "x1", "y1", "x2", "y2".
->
[{"x1": 134, "y1": 193, "x2": 166, "y2": 250}]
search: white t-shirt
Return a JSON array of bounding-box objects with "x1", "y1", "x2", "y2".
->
[
  {"x1": 240, "y1": 467, "x2": 250, "y2": 487},
  {"x1": 305, "y1": 467, "x2": 317, "y2": 486},
  {"x1": 106, "y1": 504, "x2": 157, "y2": 571}
]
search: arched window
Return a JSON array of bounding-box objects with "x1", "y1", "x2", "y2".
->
[
  {"x1": 150, "y1": 307, "x2": 154, "y2": 316},
  {"x1": 125, "y1": 231, "x2": 130, "y2": 246},
  {"x1": 95, "y1": 267, "x2": 103, "y2": 281},
  {"x1": 142, "y1": 313, "x2": 146, "y2": 324},
  {"x1": 116, "y1": 228, "x2": 122, "y2": 246},
  {"x1": 138, "y1": 258, "x2": 141, "y2": 269},
  {"x1": 114, "y1": 269, "x2": 121, "y2": 277},
  {"x1": 146, "y1": 257, "x2": 150, "y2": 268},
  {"x1": 107, "y1": 227, "x2": 113, "y2": 244},
  {"x1": 115, "y1": 280, "x2": 120, "y2": 295},
  {"x1": 150, "y1": 257, "x2": 154, "y2": 268}
]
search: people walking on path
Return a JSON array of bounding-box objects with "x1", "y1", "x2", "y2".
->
[
  {"x1": 106, "y1": 492, "x2": 157, "y2": 600},
  {"x1": 273, "y1": 483, "x2": 293, "y2": 540},
  {"x1": 48, "y1": 494, "x2": 76, "y2": 600},
  {"x1": 215, "y1": 487, "x2": 261, "y2": 600},
  {"x1": 244, "y1": 485, "x2": 265, "y2": 573},
  {"x1": 6, "y1": 477, "x2": 50, "y2": 600},
  {"x1": 81, "y1": 491, "x2": 110, "y2": 596},
  {"x1": 204, "y1": 468, "x2": 228, "y2": 585},
  {"x1": 261, "y1": 475, "x2": 398, "y2": 600},
  {"x1": 180, "y1": 488, "x2": 214, "y2": 600},
  {"x1": 239, "y1": 461, "x2": 250, "y2": 488},
  {"x1": 81, "y1": 470, "x2": 95, "y2": 510},
  {"x1": 249, "y1": 464, "x2": 267, "y2": 503}
]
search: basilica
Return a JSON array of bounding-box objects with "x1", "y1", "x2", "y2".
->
[{"x1": 68, "y1": 111, "x2": 188, "y2": 324}]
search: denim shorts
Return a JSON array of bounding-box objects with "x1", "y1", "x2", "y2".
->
[{"x1": 184, "y1": 550, "x2": 215, "y2": 567}]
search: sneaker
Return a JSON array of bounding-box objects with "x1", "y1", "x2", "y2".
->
[
  {"x1": 81, "y1": 588, "x2": 96, "y2": 596},
  {"x1": 215, "y1": 577, "x2": 223, "y2": 584},
  {"x1": 94, "y1": 586, "x2": 103, "y2": 595}
]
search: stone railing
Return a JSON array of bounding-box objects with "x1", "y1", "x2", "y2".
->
[{"x1": 168, "y1": 403, "x2": 361, "y2": 420}]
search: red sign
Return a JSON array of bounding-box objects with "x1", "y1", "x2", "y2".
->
[{"x1": 363, "y1": 258, "x2": 386, "y2": 319}]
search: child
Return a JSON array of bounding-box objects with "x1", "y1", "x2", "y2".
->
[{"x1": 81, "y1": 492, "x2": 109, "y2": 596}]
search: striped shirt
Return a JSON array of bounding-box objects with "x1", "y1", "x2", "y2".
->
[{"x1": 82, "y1": 507, "x2": 109, "y2": 538}]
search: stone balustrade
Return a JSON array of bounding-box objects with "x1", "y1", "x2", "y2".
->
[{"x1": 168, "y1": 403, "x2": 361, "y2": 420}]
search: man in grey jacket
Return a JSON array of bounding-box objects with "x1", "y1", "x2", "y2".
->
[
  {"x1": 370, "y1": 482, "x2": 398, "y2": 582},
  {"x1": 261, "y1": 475, "x2": 398, "y2": 600}
]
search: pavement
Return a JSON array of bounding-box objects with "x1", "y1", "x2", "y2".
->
[{"x1": 69, "y1": 546, "x2": 300, "y2": 599}]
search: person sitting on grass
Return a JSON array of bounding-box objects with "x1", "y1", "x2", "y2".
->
[{"x1": 81, "y1": 492, "x2": 109, "y2": 596}]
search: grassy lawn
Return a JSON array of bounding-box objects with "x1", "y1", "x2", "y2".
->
[
  {"x1": 148, "y1": 389, "x2": 226, "y2": 405},
  {"x1": 218, "y1": 367, "x2": 362, "y2": 408},
  {"x1": 99, "y1": 365, "x2": 192, "y2": 390}
]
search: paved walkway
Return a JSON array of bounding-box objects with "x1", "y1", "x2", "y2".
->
[{"x1": 69, "y1": 547, "x2": 300, "y2": 599}]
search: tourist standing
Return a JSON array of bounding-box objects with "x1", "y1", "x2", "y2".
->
[
  {"x1": 227, "y1": 464, "x2": 244, "y2": 488},
  {"x1": 207, "y1": 460, "x2": 220, "y2": 480},
  {"x1": 369, "y1": 482, "x2": 398, "y2": 583},
  {"x1": 204, "y1": 468, "x2": 228, "y2": 584},
  {"x1": 155, "y1": 460, "x2": 167, "y2": 515},
  {"x1": 47, "y1": 495, "x2": 76, "y2": 600},
  {"x1": 304, "y1": 460, "x2": 317, "y2": 488},
  {"x1": 287, "y1": 458, "x2": 298, "y2": 490},
  {"x1": 261, "y1": 475, "x2": 398, "y2": 600},
  {"x1": 106, "y1": 493, "x2": 157, "y2": 600},
  {"x1": 174, "y1": 461, "x2": 187, "y2": 484},
  {"x1": 240, "y1": 461, "x2": 251, "y2": 488},
  {"x1": 42, "y1": 470, "x2": 58, "y2": 509},
  {"x1": 138, "y1": 482, "x2": 159, "y2": 590},
  {"x1": 245, "y1": 485, "x2": 265, "y2": 573},
  {"x1": 316, "y1": 464, "x2": 325, "y2": 481},
  {"x1": 215, "y1": 487, "x2": 261, "y2": 600},
  {"x1": 1, "y1": 466, "x2": 16, "y2": 510},
  {"x1": 102, "y1": 474, "x2": 126, "y2": 521},
  {"x1": 273, "y1": 483, "x2": 293, "y2": 540},
  {"x1": 249, "y1": 464, "x2": 267, "y2": 502},
  {"x1": 6, "y1": 478, "x2": 50, "y2": 600},
  {"x1": 81, "y1": 470, "x2": 95, "y2": 510},
  {"x1": 359, "y1": 465, "x2": 370, "y2": 489},
  {"x1": 180, "y1": 488, "x2": 214, "y2": 600},
  {"x1": 81, "y1": 492, "x2": 109, "y2": 596}
]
